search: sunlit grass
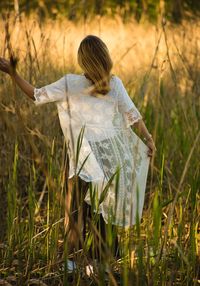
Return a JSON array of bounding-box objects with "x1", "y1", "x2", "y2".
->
[{"x1": 0, "y1": 14, "x2": 199, "y2": 285}]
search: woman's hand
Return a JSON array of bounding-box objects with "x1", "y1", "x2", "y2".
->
[
  {"x1": 0, "y1": 57, "x2": 35, "y2": 100},
  {"x1": 146, "y1": 137, "x2": 157, "y2": 158},
  {"x1": 133, "y1": 119, "x2": 157, "y2": 158},
  {"x1": 0, "y1": 58, "x2": 13, "y2": 75}
]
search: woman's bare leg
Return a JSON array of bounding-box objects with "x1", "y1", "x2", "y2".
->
[
  {"x1": 64, "y1": 177, "x2": 73, "y2": 232},
  {"x1": 64, "y1": 177, "x2": 78, "y2": 253},
  {"x1": 64, "y1": 177, "x2": 87, "y2": 253}
]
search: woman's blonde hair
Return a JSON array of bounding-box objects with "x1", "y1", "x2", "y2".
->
[{"x1": 78, "y1": 35, "x2": 113, "y2": 95}]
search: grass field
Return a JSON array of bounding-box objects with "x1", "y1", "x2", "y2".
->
[{"x1": 0, "y1": 14, "x2": 199, "y2": 285}]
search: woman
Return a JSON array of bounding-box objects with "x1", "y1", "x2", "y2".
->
[{"x1": 0, "y1": 35, "x2": 156, "y2": 265}]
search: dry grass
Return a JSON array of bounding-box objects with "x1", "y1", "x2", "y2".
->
[{"x1": 0, "y1": 14, "x2": 199, "y2": 285}]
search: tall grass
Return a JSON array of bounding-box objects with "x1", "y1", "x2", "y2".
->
[{"x1": 0, "y1": 14, "x2": 199, "y2": 285}]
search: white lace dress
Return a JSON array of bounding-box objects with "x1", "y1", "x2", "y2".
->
[{"x1": 34, "y1": 74, "x2": 150, "y2": 227}]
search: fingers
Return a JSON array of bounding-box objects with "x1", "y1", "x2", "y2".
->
[
  {"x1": 146, "y1": 139, "x2": 157, "y2": 158},
  {"x1": 0, "y1": 58, "x2": 9, "y2": 65},
  {"x1": 0, "y1": 58, "x2": 7, "y2": 64},
  {"x1": 0, "y1": 58, "x2": 4, "y2": 66},
  {"x1": 147, "y1": 146, "x2": 156, "y2": 158},
  {"x1": 0, "y1": 58, "x2": 6, "y2": 67},
  {"x1": 0, "y1": 58, "x2": 10, "y2": 74}
]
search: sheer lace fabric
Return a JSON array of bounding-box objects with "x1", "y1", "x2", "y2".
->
[{"x1": 33, "y1": 74, "x2": 150, "y2": 227}]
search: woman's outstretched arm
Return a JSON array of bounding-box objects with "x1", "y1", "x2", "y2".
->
[{"x1": 0, "y1": 58, "x2": 35, "y2": 100}]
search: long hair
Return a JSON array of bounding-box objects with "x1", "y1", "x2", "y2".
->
[{"x1": 78, "y1": 35, "x2": 113, "y2": 95}]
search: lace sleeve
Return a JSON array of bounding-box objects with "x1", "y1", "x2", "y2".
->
[
  {"x1": 115, "y1": 76, "x2": 142, "y2": 126},
  {"x1": 124, "y1": 107, "x2": 142, "y2": 127},
  {"x1": 34, "y1": 75, "x2": 67, "y2": 106},
  {"x1": 34, "y1": 87, "x2": 50, "y2": 105}
]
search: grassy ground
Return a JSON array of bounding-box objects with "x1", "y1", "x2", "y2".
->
[{"x1": 0, "y1": 14, "x2": 199, "y2": 285}]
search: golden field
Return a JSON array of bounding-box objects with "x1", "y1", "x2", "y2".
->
[{"x1": 0, "y1": 14, "x2": 199, "y2": 285}]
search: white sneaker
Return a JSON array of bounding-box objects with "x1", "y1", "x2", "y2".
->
[
  {"x1": 61, "y1": 259, "x2": 76, "y2": 273},
  {"x1": 85, "y1": 264, "x2": 94, "y2": 277}
]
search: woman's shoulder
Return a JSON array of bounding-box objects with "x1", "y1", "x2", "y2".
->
[
  {"x1": 110, "y1": 74, "x2": 123, "y2": 84},
  {"x1": 64, "y1": 73, "x2": 90, "y2": 89},
  {"x1": 65, "y1": 73, "x2": 121, "y2": 83},
  {"x1": 111, "y1": 74, "x2": 120, "y2": 80},
  {"x1": 110, "y1": 74, "x2": 123, "y2": 91},
  {"x1": 64, "y1": 73, "x2": 122, "y2": 92},
  {"x1": 65, "y1": 73, "x2": 85, "y2": 81}
]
